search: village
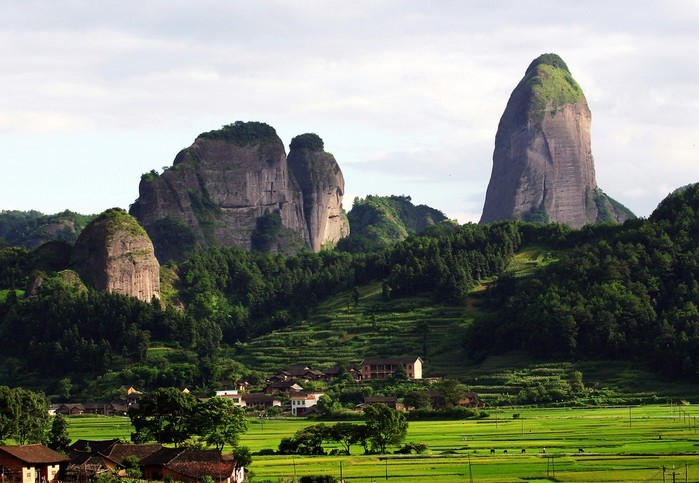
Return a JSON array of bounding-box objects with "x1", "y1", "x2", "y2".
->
[{"x1": 1, "y1": 357, "x2": 484, "y2": 483}]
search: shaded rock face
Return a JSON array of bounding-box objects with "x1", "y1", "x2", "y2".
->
[
  {"x1": 71, "y1": 209, "x2": 160, "y2": 302},
  {"x1": 130, "y1": 123, "x2": 348, "y2": 260},
  {"x1": 287, "y1": 134, "x2": 349, "y2": 251},
  {"x1": 481, "y1": 53, "x2": 634, "y2": 227}
]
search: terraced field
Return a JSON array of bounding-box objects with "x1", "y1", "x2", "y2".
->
[{"x1": 230, "y1": 282, "x2": 474, "y2": 376}]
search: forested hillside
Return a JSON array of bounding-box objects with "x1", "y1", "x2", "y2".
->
[
  {"x1": 1, "y1": 186, "x2": 699, "y2": 398},
  {"x1": 0, "y1": 210, "x2": 95, "y2": 249},
  {"x1": 468, "y1": 184, "x2": 699, "y2": 378}
]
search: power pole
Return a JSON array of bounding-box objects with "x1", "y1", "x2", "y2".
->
[{"x1": 467, "y1": 453, "x2": 474, "y2": 483}]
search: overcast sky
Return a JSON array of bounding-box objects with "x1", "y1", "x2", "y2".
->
[{"x1": 2, "y1": 1, "x2": 698, "y2": 223}]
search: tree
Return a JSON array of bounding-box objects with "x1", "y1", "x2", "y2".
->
[
  {"x1": 47, "y1": 415, "x2": 71, "y2": 453},
  {"x1": 436, "y1": 379, "x2": 468, "y2": 408},
  {"x1": 194, "y1": 397, "x2": 248, "y2": 452},
  {"x1": 316, "y1": 395, "x2": 339, "y2": 417},
  {"x1": 404, "y1": 391, "x2": 432, "y2": 410},
  {"x1": 129, "y1": 387, "x2": 198, "y2": 446},
  {"x1": 14, "y1": 388, "x2": 49, "y2": 445},
  {"x1": 328, "y1": 423, "x2": 365, "y2": 455},
  {"x1": 363, "y1": 404, "x2": 407, "y2": 453},
  {"x1": 232, "y1": 446, "x2": 253, "y2": 468},
  {"x1": 0, "y1": 386, "x2": 19, "y2": 442}
]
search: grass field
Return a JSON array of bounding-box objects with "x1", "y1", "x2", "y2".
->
[{"x1": 67, "y1": 404, "x2": 699, "y2": 482}]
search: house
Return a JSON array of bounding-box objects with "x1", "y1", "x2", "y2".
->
[
  {"x1": 54, "y1": 403, "x2": 85, "y2": 416},
  {"x1": 0, "y1": 444, "x2": 68, "y2": 483},
  {"x1": 140, "y1": 447, "x2": 243, "y2": 483},
  {"x1": 264, "y1": 380, "x2": 304, "y2": 395},
  {"x1": 290, "y1": 392, "x2": 324, "y2": 416},
  {"x1": 66, "y1": 440, "x2": 163, "y2": 479},
  {"x1": 359, "y1": 356, "x2": 423, "y2": 380},
  {"x1": 240, "y1": 393, "x2": 282, "y2": 411},
  {"x1": 271, "y1": 365, "x2": 325, "y2": 383},
  {"x1": 321, "y1": 364, "x2": 359, "y2": 381},
  {"x1": 215, "y1": 390, "x2": 243, "y2": 405},
  {"x1": 355, "y1": 396, "x2": 405, "y2": 411}
]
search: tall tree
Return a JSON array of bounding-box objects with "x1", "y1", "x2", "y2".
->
[
  {"x1": 47, "y1": 415, "x2": 71, "y2": 453},
  {"x1": 194, "y1": 397, "x2": 248, "y2": 452},
  {"x1": 0, "y1": 385, "x2": 19, "y2": 442},
  {"x1": 14, "y1": 388, "x2": 49, "y2": 445},
  {"x1": 129, "y1": 387, "x2": 197, "y2": 446},
  {"x1": 363, "y1": 403, "x2": 407, "y2": 454}
]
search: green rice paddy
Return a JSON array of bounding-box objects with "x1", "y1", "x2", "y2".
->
[{"x1": 67, "y1": 404, "x2": 699, "y2": 482}]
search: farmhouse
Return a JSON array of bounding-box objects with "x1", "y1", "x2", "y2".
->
[
  {"x1": 264, "y1": 380, "x2": 304, "y2": 395},
  {"x1": 0, "y1": 445, "x2": 68, "y2": 483},
  {"x1": 66, "y1": 440, "x2": 162, "y2": 480},
  {"x1": 355, "y1": 396, "x2": 406, "y2": 411},
  {"x1": 360, "y1": 356, "x2": 423, "y2": 380},
  {"x1": 140, "y1": 447, "x2": 244, "y2": 483},
  {"x1": 240, "y1": 393, "x2": 282, "y2": 411},
  {"x1": 215, "y1": 390, "x2": 243, "y2": 405},
  {"x1": 290, "y1": 391, "x2": 324, "y2": 416}
]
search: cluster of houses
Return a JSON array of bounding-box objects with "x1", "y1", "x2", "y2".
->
[
  {"x1": 0, "y1": 356, "x2": 485, "y2": 483},
  {"x1": 49, "y1": 357, "x2": 482, "y2": 419},
  {"x1": 216, "y1": 356, "x2": 481, "y2": 415},
  {"x1": 0, "y1": 440, "x2": 245, "y2": 483}
]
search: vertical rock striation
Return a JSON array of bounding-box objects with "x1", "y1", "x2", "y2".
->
[
  {"x1": 130, "y1": 122, "x2": 349, "y2": 261},
  {"x1": 71, "y1": 208, "x2": 160, "y2": 302},
  {"x1": 287, "y1": 133, "x2": 349, "y2": 251},
  {"x1": 480, "y1": 53, "x2": 634, "y2": 227}
]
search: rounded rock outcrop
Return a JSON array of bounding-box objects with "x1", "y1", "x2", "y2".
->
[{"x1": 71, "y1": 208, "x2": 160, "y2": 302}]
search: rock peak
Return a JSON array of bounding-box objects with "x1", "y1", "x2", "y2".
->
[
  {"x1": 480, "y1": 54, "x2": 634, "y2": 227},
  {"x1": 130, "y1": 122, "x2": 349, "y2": 260},
  {"x1": 71, "y1": 208, "x2": 160, "y2": 302}
]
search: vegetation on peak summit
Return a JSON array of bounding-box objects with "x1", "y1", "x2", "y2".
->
[
  {"x1": 289, "y1": 133, "x2": 325, "y2": 152},
  {"x1": 197, "y1": 121, "x2": 278, "y2": 146},
  {"x1": 515, "y1": 53, "x2": 586, "y2": 125},
  {"x1": 92, "y1": 208, "x2": 147, "y2": 238},
  {"x1": 525, "y1": 53, "x2": 570, "y2": 74}
]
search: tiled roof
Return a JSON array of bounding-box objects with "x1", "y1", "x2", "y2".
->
[
  {"x1": 107, "y1": 443, "x2": 162, "y2": 464},
  {"x1": 167, "y1": 460, "x2": 236, "y2": 479},
  {"x1": 0, "y1": 445, "x2": 69, "y2": 464},
  {"x1": 141, "y1": 448, "x2": 222, "y2": 466},
  {"x1": 68, "y1": 439, "x2": 119, "y2": 456},
  {"x1": 242, "y1": 394, "x2": 277, "y2": 403},
  {"x1": 360, "y1": 356, "x2": 422, "y2": 365}
]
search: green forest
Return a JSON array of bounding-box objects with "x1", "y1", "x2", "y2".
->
[{"x1": 1, "y1": 186, "x2": 699, "y2": 400}]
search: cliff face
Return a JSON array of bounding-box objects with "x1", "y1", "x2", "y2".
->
[
  {"x1": 287, "y1": 134, "x2": 349, "y2": 251},
  {"x1": 481, "y1": 53, "x2": 634, "y2": 227},
  {"x1": 130, "y1": 123, "x2": 348, "y2": 260},
  {"x1": 71, "y1": 208, "x2": 160, "y2": 302}
]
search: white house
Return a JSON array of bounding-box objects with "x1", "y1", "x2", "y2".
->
[{"x1": 290, "y1": 392, "x2": 324, "y2": 416}]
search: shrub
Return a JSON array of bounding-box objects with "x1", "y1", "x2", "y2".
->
[{"x1": 299, "y1": 476, "x2": 337, "y2": 483}]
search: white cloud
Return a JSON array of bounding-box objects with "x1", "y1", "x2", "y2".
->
[{"x1": 1, "y1": 1, "x2": 699, "y2": 221}]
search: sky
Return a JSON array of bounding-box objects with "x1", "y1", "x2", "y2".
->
[{"x1": 2, "y1": 1, "x2": 699, "y2": 223}]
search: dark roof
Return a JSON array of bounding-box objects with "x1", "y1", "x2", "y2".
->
[
  {"x1": 267, "y1": 380, "x2": 303, "y2": 388},
  {"x1": 141, "y1": 448, "x2": 222, "y2": 467},
  {"x1": 140, "y1": 447, "x2": 185, "y2": 466},
  {"x1": 242, "y1": 394, "x2": 278, "y2": 403},
  {"x1": 364, "y1": 396, "x2": 397, "y2": 403},
  {"x1": 167, "y1": 460, "x2": 236, "y2": 479},
  {"x1": 107, "y1": 443, "x2": 162, "y2": 464},
  {"x1": 361, "y1": 356, "x2": 422, "y2": 365},
  {"x1": 69, "y1": 439, "x2": 119, "y2": 456},
  {"x1": 0, "y1": 445, "x2": 69, "y2": 464}
]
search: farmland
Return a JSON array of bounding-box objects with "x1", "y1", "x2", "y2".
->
[{"x1": 67, "y1": 404, "x2": 699, "y2": 482}]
